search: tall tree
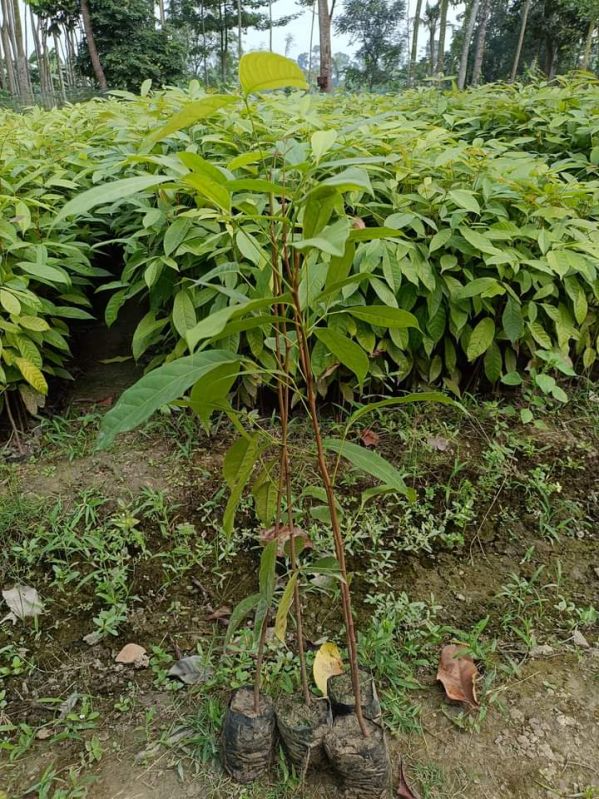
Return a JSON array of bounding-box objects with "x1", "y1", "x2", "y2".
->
[
  {"x1": 435, "y1": 0, "x2": 448, "y2": 72},
  {"x1": 317, "y1": 0, "x2": 332, "y2": 91},
  {"x1": 80, "y1": 0, "x2": 107, "y2": 89},
  {"x1": 509, "y1": 0, "x2": 530, "y2": 81},
  {"x1": 408, "y1": 0, "x2": 423, "y2": 84},
  {"x1": 457, "y1": 0, "x2": 481, "y2": 88},
  {"x1": 335, "y1": 0, "x2": 406, "y2": 91},
  {"x1": 423, "y1": 1, "x2": 439, "y2": 74},
  {"x1": 471, "y1": 0, "x2": 490, "y2": 84}
]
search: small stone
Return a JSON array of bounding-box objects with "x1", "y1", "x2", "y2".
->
[
  {"x1": 456, "y1": 593, "x2": 466, "y2": 601},
  {"x1": 572, "y1": 630, "x2": 590, "y2": 648},
  {"x1": 529, "y1": 644, "x2": 554, "y2": 658}
]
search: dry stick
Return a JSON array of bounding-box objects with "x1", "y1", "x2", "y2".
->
[
  {"x1": 270, "y1": 215, "x2": 311, "y2": 705},
  {"x1": 4, "y1": 392, "x2": 24, "y2": 454},
  {"x1": 287, "y1": 251, "x2": 368, "y2": 738}
]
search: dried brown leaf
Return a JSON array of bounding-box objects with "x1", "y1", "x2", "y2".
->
[
  {"x1": 360, "y1": 429, "x2": 380, "y2": 448},
  {"x1": 206, "y1": 605, "x2": 231, "y2": 622},
  {"x1": 259, "y1": 524, "x2": 312, "y2": 557},
  {"x1": 436, "y1": 644, "x2": 479, "y2": 707},
  {"x1": 397, "y1": 760, "x2": 420, "y2": 799}
]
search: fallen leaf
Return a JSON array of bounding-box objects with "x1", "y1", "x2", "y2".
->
[
  {"x1": 58, "y1": 692, "x2": 79, "y2": 719},
  {"x1": 167, "y1": 655, "x2": 214, "y2": 685},
  {"x1": 36, "y1": 727, "x2": 53, "y2": 740},
  {"x1": 313, "y1": 641, "x2": 344, "y2": 696},
  {"x1": 259, "y1": 524, "x2": 312, "y2": 557},
  {"x1": 115, "y1": 643, "x2": 147, "y2": 665},
  {"x1": 83, "y1": 630, "x2": 103, "y2": 646},
  {"x1": 397, "y1": 760, "x2": 420, "y2": 799},
  {"x1": 360, "y1": 429, "x2": 380, "y2": 448},
  {"x1": 206, "y1": 605, "x2": 231, "y2": 622},
  {"x1": 437, "y1": 644, "x2": 479, "y2": 707},
  {"x1": 2, "y1": 586, "x2": 43, "y2": 623},
  {"x1": 427, "y1": 435, "x2": 451, "y2": 452}
]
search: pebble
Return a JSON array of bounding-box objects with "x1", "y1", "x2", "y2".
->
[
  {"x1": 529, "y1": 644, "x2": 554, "y2": 658},
  {"x1": 572, "y1": 630, "x2": 590, "y2": 648}
]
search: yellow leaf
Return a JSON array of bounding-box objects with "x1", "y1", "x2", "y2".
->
[
  {"x1": 313, "y1": 641, "x2": 344, "y2": 696},
  {"x1": 15, "y1": 358, "x2": 48, "y2": 395},
  {"x1": 239, "y1": 52, "x2": 308, "y2": 95}
]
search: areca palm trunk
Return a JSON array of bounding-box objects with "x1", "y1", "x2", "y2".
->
[
  {"x1": 408, "y1": 0, "x2": 423, "y2": 85},
  {"x1": 457, "y1": 0, "x2": 481, "y2": 89},
  {"x1": 471, "y1": 0, "x2": 490, "y2": 85},
  {"x1": 1, "y1": 3, "x2": 17, "y2": 96},
  {"x1": 80, "y1": 0, "x2": 107, "y2": 91},
  {"x1": 6, "y1": 0, "x2": 31, "y2": 101},
  {"x1": 510, "y1": 0, "x2": 531, "y2": 82},
  {"x1": 317, "y1": 0, "x2": 332, "y2": 92},
  {"x1": 582, "y1": 17, "x2": 596, "y2": 70},
  {"x1": 435, "y1": 0, "x2": 449, "y2": 73}
]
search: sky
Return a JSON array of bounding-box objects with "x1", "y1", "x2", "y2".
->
[{"x1": 242, "y1": 0, "x2": 445, "y2": 60}]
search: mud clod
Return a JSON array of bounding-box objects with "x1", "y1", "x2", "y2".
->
[{"x1": 328, "y1": 670, "x2": 381, "y2": 721}]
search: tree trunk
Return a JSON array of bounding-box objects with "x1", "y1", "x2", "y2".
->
[
  {"x1": 457, "y1": 0, "x2": 481, "y2": 89},
  {"x1": 80, "y1": 0, "x2": 107, "y2": 90},
  {"x1": 53, "y1": 31, "x2": 67, "y2": 102},
  {"x1": 435, "y1": 0, "x2": 449, "y2": 74},
  {"x1": 510, "y1": 0, "x2": 531, "y2": 82},
  {"x1": 428, "y1": 18, "x2": 436, "y2": 75},
  {"x1": 158, "y1": 0, "x2": 165, "y2": 25},
  {"x1": 269, "y1": 0, "x2": 273, "y2": 51},
  {"x1": 582, "y1": 17, "x2": 595, "y2": 70},
  {"x1": 471, "y1": 0, "x2": 490, "y2": 85},
  {"x1": 317, "y1": 0, "x2": 332, "y2": 92},
  {"x1": 1, "y1": 20, "x2": 16, "y2": 95},
  {"x1": 308, "y1": 0, "x2": 316, "y2": 83},
  {"x1": 0, "y1": 32, "x2": 6, "y2": 90},
  {"x1": 8, "y1": 0, "x2": 31, "y2": 100},
  {"x1": 238, "y1": 0, "x2": 243, "y2": 58},
  {"x1": 408, "y1": 0, "x2": 423, "y2": 86}
]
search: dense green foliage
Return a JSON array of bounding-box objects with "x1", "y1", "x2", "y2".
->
[{"x1": 1, "y1": 75, "x2": 598, "y2": 417}]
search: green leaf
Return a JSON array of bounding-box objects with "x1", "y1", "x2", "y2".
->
[
  {"x1": 144, "y1": 95, "x2": 238, "y2": 146},
  {"x1": 311, "y1": 130, "x2": 337, "y2": 162},
  {"x1": 224, "y1": 593, "x2": 261, "y2": 646},
  {"x1": 460, "y1": 227, "x2": 500, "y2": 255},
  {"x1": 347, "y1": 392, "x2": 455, "y2": 428},
  {"x1": 189, "y1": 360, "x2": 240, "y2": 430},
  {"x1": 345, "y1": 305, "x2": 419, "y2": 330},
  {"x1": 184, "y1": 172, "x2": 231, "y2": 212},
  {"x1": 293, "y1": 218, "x2": 350, "y2": 257},
  {"x1": 454, "y1": 278, "x2": 503, "y2": 301},
  {"x1": 0, "y1": 289, "x2": 21, "y2": 315},
  {"x1": 252, "y1": 466, "x2": 278, "y2": 526},
  {"x1": 222, "y1": 434, "x2": 260, "y2": 537},
  {"x1": 501, "y1": 371, "x2": 522, "y2": 386},
  {"x1": 324, "y1": 438, "x2": 412, "y2": 496},
  {"x1": 502, "y1": 296, "x2": 524, "y2": 343},
  {"x1": 313, "y1": 328, "x2": 369, "y2": 384},
  {"x1": 15, "y1": 358, "x2": 47, "y2": 395},
  {"x1": 164, "y1": 218, "x2": 192, "y2": 257},
  {"x1": 528, "y1": 321, "x2": 552, "y2": 349},
  {"x1": 97, "y1": 350, "x2": 240, "y2": 449},
  {"x1": 483, "y1": 341, "x2": 502, "y2": 383},
  {"x1": 274, "y1": 573, "x2": 298, "y2": 642},
  {"x1": 448, "y1": 190, "x2": 480, "y2": 214},
  {"x1": 57, "y1": 175, "x2": 172, "y2": 219},
  {"x1": 520, "y1": 408, "x2": 533, "y2": 424},
  {"x1": 429, "y1": 229, "x2": 452, "y2": 253},
  {"x1": 172, "y1": 289, "x2": 197, "y2": 337},
  {"x1": 259, "y1": 540, "x2": 278, "y2": 605},
  {"x1": 239, "y1": 52, "x2": 308, "y2": 94},
  {"x1": 467, "y1": 318, "x2": 495, "y2": 361}
]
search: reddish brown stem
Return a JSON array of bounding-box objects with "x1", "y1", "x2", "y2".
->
[
  {"x1": 270, "y1": 214, "x2": 311, "y2": 706},
  {"x1": 287, "y1": 255, "x2": 368, "y2": 737}
]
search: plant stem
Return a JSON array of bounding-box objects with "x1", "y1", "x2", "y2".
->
[
  {"x1": 254, "y1": 608, "x2": 270, "y2": 713},
  {"x1": 287, "y1": 253, "x2": 368, "y2": 737},
  {"x1": 270, "y1": 210, "x2": 311, "y2": 706},
  {"x1": 4, "y1": 392, "x2": 24, "y2": 454}
]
